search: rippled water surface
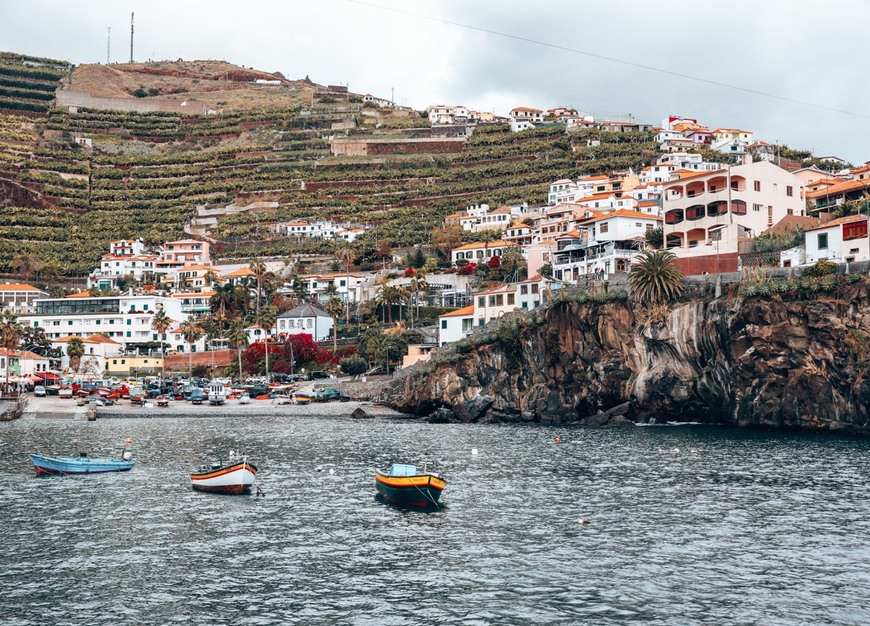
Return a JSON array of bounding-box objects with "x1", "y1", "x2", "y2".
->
[{"x1": 2, "y1": 415, "x2": 869, "y2": 625}]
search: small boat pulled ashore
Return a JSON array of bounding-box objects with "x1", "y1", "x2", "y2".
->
[
  {"x1": 190, "y1": 451, "x2": 257, "y2": 495},
  {"x1": 375, "y1": 463, "x2": 446, "y2": 509},
  {"x1": 30, "y1": 438, "x2": 134, "y2": 476}
]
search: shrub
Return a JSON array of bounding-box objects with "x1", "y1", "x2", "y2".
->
[{"x1": 803, "y1": 259, "x2": 836, "y2": 277}]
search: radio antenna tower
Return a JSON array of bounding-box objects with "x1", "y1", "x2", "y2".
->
[
  {"x1": 107, "y1": 27, "x2": 111, "y2": 64},
  {"x1": 130, "y1": 12, "x2": 134, "y2": 63}
]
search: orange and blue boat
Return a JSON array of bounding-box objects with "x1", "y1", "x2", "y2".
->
[
  {"x1": 30, "y1": 439, "x2": 134, "y2": 476},
  {"x1": 190, "y1": 452, "x2": 257, "y2": 495},
  {"x1": 375, "y1": 463, "x2": 446, "y2": 509}
]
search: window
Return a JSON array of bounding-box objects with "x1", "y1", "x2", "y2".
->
[
  {"x1": 844, "y1": 221, "x2": 868, "y2": 241},
  {"x1": 786, "y1": 186, "x2": 793, "y2": 197},
  {"x1": 599, "y1": 223, "x2": 609, "y2": 234},
  {"x1": 507, "y1": 294, "x2": 515, "y2": 305},
  {"x1": 441, "y1": 320, "x2": 447, "y2": 329},
  {"x1": 520, "y1": 285, "x2": 528, "y2": 295},
  {"x1": 754, "y1": 181, "x2": 761, "y2": 192},
  {"x1": 753, "y1": 204, "x2": 763, "y2": 212},
  {"x1": 478, "y1": 297, "x2": 485, "y2": 307},
  {"x1": 818, "y1": 233, "x2": 828, "y2": 250}
]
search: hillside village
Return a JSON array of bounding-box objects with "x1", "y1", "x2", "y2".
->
[{"x1": 0, "y1": 51, "x2": 868, "y2": 385}]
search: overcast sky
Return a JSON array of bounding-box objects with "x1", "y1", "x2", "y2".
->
[{"x1": 3, "y1": 0, "x2": 870, "y2": 163}]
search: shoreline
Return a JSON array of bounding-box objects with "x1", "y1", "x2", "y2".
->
[{"x1": 19, "y1": 395, "x2": 408, "y2": 420}]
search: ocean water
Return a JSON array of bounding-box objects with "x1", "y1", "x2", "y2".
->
[{"x1": 1, "y1": 415, "x2": 869, "y2": 625}]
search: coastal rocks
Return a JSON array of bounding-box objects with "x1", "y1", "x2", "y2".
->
[
  {"x1": 385, "y1": 282, "x2": 870, "y2": 434},
  {"x1": 427, "y1": 407, "x2": 456, "y2": 423},
  {"x1": 350, "y1": 407, "x2": 370, "y2": 419}
]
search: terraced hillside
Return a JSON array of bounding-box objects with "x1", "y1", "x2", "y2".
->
[
  {"x1": 0, "y1": 54, "x2": 663, "y2": 276},
  {"x1": 0, "y1": 52, "x2": 70, "y2": 114}
]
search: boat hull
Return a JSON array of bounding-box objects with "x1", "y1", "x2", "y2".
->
[
  {"x1": 30, "y1": 453, "x2": 134, "y2": 476},
  {"x1": 190, "y1": 461, "x2": 257, "y2": 495},
  {"x1": 375, "y1": 470, "x2": 446, "y2": 508}
]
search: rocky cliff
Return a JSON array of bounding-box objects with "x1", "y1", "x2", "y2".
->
[{"x1": 387, "y1": 283, "x2": 870, "y2": 433}]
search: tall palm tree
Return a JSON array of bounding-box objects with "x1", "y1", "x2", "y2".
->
[
  {"x1": 0, "y1": 311, "x2": 23, "y2": 395},
  {"x1": 179, "y1": 317, "x2": 203, "y2": 378},
  {"x1": 324, "y1": 295, "x2": 344, "y2": 355},
  {"x1": 226, "y1": 316, "x2": 249, "y2": 382},
  {"x1": 249, "y1": 258, "x2": 267, "y2": 314},
  {"x1": 255, "y1": 306, "x2": 277, "y2": 382},
  {"x1": 627, "y1": 250, "x2": 685, "y2": 305},
  {"x1": 66, "y1": 336, "x2": 85, "y2": 374},
  {"x1": 335, "y1": 246, "x2": 356, "y2": 325},
  {"x1": 150, "y1": 307, "x2": 171, "y2": 383}
]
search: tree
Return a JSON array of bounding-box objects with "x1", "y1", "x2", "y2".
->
[
  {"x1": 226, "y1": 316, "x2": 249, "y2": 381},
  {"x1": 179, "y1": 317, "x2": 203, "y2": 378},
  {"x1": 375, "y1": 240, "x2": 393, "y2": 269},
  {"x1": 66, "y1": 336, "x2": 85, "y2": 373},
  {"x1": 323, "y1": 295, "x2": 344, "y2": 355},
  {"x1": 339, "y1": 354, "x2": 368, "y2": 378},
  {"x1": 151, "y1": 307, "x2": 171, "y2": 383},
  {"x1": 335, "y1": 246, "x2": 356, "y2": 325},
  {"x1": 430, "y1": 226, "x2": 463, "y2": 261},
  {"x1": 255, "y1": 306, "x2": 277, "y2": 381},
  {"x1": 627, "y1": 250, "x2": 685, "y2": 305},
  {"x1": 0, "y1": 311, "x2": 23, "y2": 394},
  {"x1": 645, "y1": 226, "x2": 664, "y2": 250},
  {"x1": 249, "y1": 258, "x2": 267, "y2": 314}
]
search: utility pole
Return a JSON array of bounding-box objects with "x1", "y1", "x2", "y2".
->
[
  {"x1": 130, "y1": 12, "x2": 134, "y2": 63},
  {"x1": 107, "y1": 27, "x2": 111, "y2": 64}
]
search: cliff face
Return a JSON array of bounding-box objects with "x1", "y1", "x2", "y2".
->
[{"x1": 389, "y1": 284, "x2": 870, "y2": 433}]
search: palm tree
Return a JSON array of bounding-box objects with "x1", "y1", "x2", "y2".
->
[
  {"x1": 0, "y1": 311, "x2": 23, "y2": 395},
  {"x1": 324, "y1": 295, "x2": 344, "y2": 355},
  {"x1": 226, "y1": 316, "x2": 249, "y2": 382},
  {"x1": 179, "y1": 317, "x2": 203, "y2": 378},
  {"x1": 335, "y1": 246, "x2": 356, "y2": 325},
  {"x1": 255, "y1": 306, "x2": 277, "y2": 382},
  {"x1": 150, "y1": 307, "x2": 171, "y2": 383},
  {"x1": 249, "y1": 258, "x2": 267, "y2": 314},
  {"x1": 627, "y1": 250, "x2": 685, "y2": 305},
  {"x1": 66, "y1": 336, "x2": 85, "y2": 374}
]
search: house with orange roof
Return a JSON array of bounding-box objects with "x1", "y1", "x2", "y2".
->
[
  {"x1": 469, "y1": 275, "x2": 561, "y2": 328},
  {"x1": 551, "y1": 210, "x2": 660, "y2": 281},
  {"x1": 806, "y1": 177, "x2": 870, "y2": 212},
  {"x1": 296, "y1": 272, "x2": 368, "y2": 305},
  {"x1": 510, "y1": 107, "x2": 544, "y2": 123},
  {"x1": 0, "y1": 283, "x2": 49, "y2": 314},
  {"x1": 428, "y1": 104, "x2": 468, "y2": 125},
  {"x1": 87, "y1": 239, "x2": 159, "y2": 290},
  {"x1": 791, "y1": 166, "x2": 839, "y2": 186},
  {"x1": 803, "y1": 214, "x2": 869, "y2": 265},
  {"x1": 450, "y1": 241, "x2": 520, "y2": 265},
  {"x1": 173, "y1": 291, "x2": 215, "y2": 315},
  {"x1": 503, "y1": 222, "x2": 534, "y2": 246},
  {"x1": 52, "y1": 334, "x2": 123, "y2": 375},
  {"x1": 662, "y1": 160, "x2": 805, "y2": 274},
  {"x1": 437, "y1": 304, "x2": 474, "y2": 346},
  {"x1": 220, "y1": 266, "x2": 255, "y2": 287},
  {"x1": 167, "y1": 324, "x2": 208, "y2": 355},
  {"x1": 155, "y1": 239, "x2": 212, "y2": 272}
]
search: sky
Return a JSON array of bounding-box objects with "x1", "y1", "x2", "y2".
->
[{"x1": 3, "y1": 0, "x2": 870, "y2": 163}]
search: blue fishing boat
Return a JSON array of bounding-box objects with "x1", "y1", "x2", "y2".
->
[{"x1": 30, "y1": 439, "x2": 134, "y2": 476}]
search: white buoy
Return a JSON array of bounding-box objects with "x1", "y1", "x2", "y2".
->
[
  {"x1": 471, "y1": 448, "x2": 478, "y2": 455},
  {"x1": 329, "y1": 468, "x2": 335, "y2": 475}
]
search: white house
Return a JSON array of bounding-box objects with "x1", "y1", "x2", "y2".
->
[
  {"x1": 0, "y1": 283, "x2": 49, "y2": 314},
  {"x1": 803, "y1": 215, "x2": 869, "y2": 265},
  {"x1": 277, "y1": 303, "x2": 334, "y2": 342},
  {"x1": 662, "y1": 160, "x2": 805, "y2": 274},
  {"x1": 53, "y1": 334, "x2": 123, "y2": 375},
  {"x1": 451, "y1": 241, "x2": 520, "y2": 265},
  {"x1": 20, "y1": 294, "x2": 185, "y2": 353},
  {"x1": 437, "y1": 305, "x2": 474, "y2": 346}
]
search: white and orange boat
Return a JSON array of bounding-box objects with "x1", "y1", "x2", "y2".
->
[{"x1": 190, "y1": 452, "x2": 257, "y2": 495}]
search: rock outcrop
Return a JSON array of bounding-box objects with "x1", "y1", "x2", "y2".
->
[{"x1": 387, "y1": 284, "x2": 870, "y2": 433}]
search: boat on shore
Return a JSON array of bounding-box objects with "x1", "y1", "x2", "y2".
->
[
  {"x1": 190, "y1": 452, "x2": 257, "y2": 495},
  {"x1": 294, "y1": 390, "x2": 314, "y2": 405},
  {"x1": 30, "y1": 439, "x2": 134, "y2": 476},
  {"x1": 375, "y1": 463, "x2": 446, "y2": 509}
]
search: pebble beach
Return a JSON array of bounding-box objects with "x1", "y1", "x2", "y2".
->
[{"x1": 20, "y1": 394, "x2": 408, "y2": 420}]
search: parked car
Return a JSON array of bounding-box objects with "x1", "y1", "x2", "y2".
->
[
  {"x1": 310, "y1": 371, "x2": 334, "y2": 380},
  {"x1": 188, "y1": 388, "x2": 204, "y2": 405},
  {"x1": 33, "y1": 385, "x2": 46, "y2": 397}
]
